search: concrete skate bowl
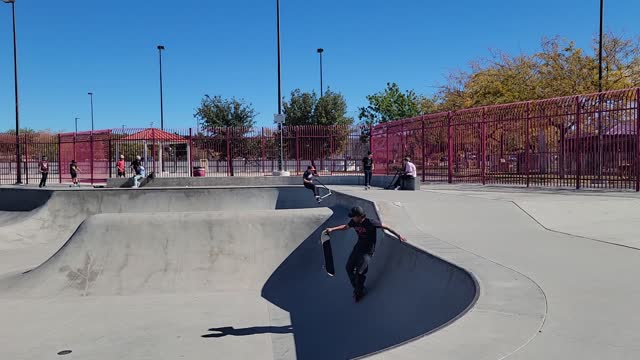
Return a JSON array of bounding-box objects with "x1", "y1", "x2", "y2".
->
[
  {"x1": 0, "y1": 187, "x2": 320, "y2": 252},
  {"x1": 0, "y1": 187, "x2": 477, "y2": 359}
]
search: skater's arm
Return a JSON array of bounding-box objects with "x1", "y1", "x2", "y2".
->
[
  {"x1": 324, "y1": 224, "x2": 349, "y2": 234},
  {"x1": 378, "y1": 223, "x2": 406, "y2": 242}
]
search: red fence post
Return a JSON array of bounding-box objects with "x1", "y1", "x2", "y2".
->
[
  {"x1": 481, "y1": 108, "x2": 487, "y2": 185},
  {"x1": 108, "y1": 138, "x2": 113, "y2": 179},
  {"x1": 261, "y1": 127, "x2": 265, "y2": 176},
  {"x1": 24, "y1": 135, "x2": 28, "y2": 184},
  {"x1": 421, "y1": 117, "x2": 426, "y2": 182},
  {"x1": 188, "y1": 128, "x2": 193, "y2": 177},
  {"x1": 58, "y1": 134, "x2": 62, "y2": 183},
  {"x1": 90, "y1": 132, "x2": 94, "y2": 185},
  {"x1": 447, "y1": 112, "x2": 453, "y2": 183},
  {"x1": 401, "y1": 123, "x2": 405, "y2": 157},
  {"x1": 385, "y1": 126, "x2": 389, "y2": 175},
  {"x1": 369, "y1": 124, "x2": 373, "y2": 154},
  {"x1": 329, "y1": 127, "x2": 334, "y2": 174},
  {"x1": 525, "y1": 102, "x2": 531, "y2": 188},
  {"x1": 295, "y1": 127, "x2": 300, "y2": 175},
  {"x1": 576, "y1": 96, "x2": 582, "y2": 189},
  {"x1": 226, "y1": 127, "x2": 231, "y2": 176},
  {"x1": 636, "y1": 88, "x2": 640, "y2": 192},
  {"x1": 152, "y1": 129, "x2": 156, "y2": 175}
]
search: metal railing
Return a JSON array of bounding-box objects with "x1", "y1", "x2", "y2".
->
[
  {"x1": 2, "y1": 88, "x2": 638, "y2": 191},
  {"x1": 0, "y1": 125, "x2": 371, "y2": 185},
  {"x1": 373, "y1": 87, "x2": 640, "y2": 190}
]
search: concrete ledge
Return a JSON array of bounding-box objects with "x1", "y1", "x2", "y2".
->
[
  {"x1": 106, "y1": 175, "x2": 421, "y2": 190},
  {"x1": 402, "y1": 177, "x2": 420, "y2": 190}
]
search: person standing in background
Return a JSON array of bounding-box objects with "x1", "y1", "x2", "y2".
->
[
  {"x1": 38, "y1": 155, "x2": 49, "y2": 188},
  {"x1": 362, "y1": 151, "x2": 374, "y2": 190},
  {"x1": 116, "y1": 155, "x2": 126, "y2": 178}
]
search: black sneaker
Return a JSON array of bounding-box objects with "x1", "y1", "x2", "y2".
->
[{"x1": 354, "y1": 287, "x2": 367, "y2": 303}]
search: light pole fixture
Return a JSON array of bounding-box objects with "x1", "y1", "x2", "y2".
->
[
  {"x1": 88, "y1": 92, "x2": 94, "y2": 132},
  {"x1": 3, "y1": 0, "x2": 21, "y2": 184},
  {"x1": 317, "y1": 48, "x2": 324, "y2": 97},
  {"x1": 157, "y1": 45, "x2": 165, "y2": 130}
]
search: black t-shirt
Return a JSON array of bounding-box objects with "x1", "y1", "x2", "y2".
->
[
  {"x1": 348, "y1": 217, "x2": 381, "y2": 254},
  {"x1": 303, "y1": 170, "x2": 313, "y2": 182},
  {"x1": 362, "y1": 157, "x2": 373, "y2": 170},
  {"x1": 69, "y1": 164, "x2": 78, "y2": 175}
]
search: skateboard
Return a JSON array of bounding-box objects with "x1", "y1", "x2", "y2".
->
[{"x1": 321, "y1": 231, "x2": 335, "y2": 276}]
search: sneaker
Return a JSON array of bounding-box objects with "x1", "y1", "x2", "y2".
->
[
  {"x1": 394, "y1": 186, "x2": 400, "y2": 190},
  {"x1": 354, "y1": 287, "x2": 367, "y2": 302}
]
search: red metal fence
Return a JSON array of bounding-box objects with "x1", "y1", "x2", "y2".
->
[
  {"x1": 0, "y1": 125, "x2": 371, "y2": 185},
  {"x1": 2, "y1": 88, "x2": 639, "y2": 190},
  {"x1": 373, "y1": 87, "x2": 640, "y2": 190}
]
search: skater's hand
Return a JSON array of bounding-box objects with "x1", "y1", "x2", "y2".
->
[{"x1": 399, "y1": 235, "x2": 407, "y2": 242}]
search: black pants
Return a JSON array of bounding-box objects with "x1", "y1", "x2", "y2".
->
[
  {"x1": 39, "y1": 172, "x2": 48, "y2": 187},
  {"x1": 346, "y1": 248, "x2": 372, "y2": 294},
  {"x1": 394, "y1": 174, "x2": 414, "y2": 189},
  {"x1": 363, "y1": 169, "x2": 372, "y2": 186},
  {"x1": 303, "y1": 182, "x2": 318, "y2": 196}
]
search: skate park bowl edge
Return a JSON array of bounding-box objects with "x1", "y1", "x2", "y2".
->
[{"x1": 0, "y1": 186, "x2": 478, "y2": 359}]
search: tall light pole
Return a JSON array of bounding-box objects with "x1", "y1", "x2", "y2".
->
[
  {"x1": 157, "y1": 45, "x2": 165, "y2": 130},
  {"x1": 597, "y1": 0, "x2": 604, "y2": 181},
  {"x1": 598, "y1": 0, "x2": 604, "y2": 93},
  {"x1": 274, "y1": 0, "x2": 285, "y2": 174},
  {"x1": 3, "y1": 0, "x2": 21, "y2": 184},
  {"x1": 88, "y1": 92, "x2": 94, "y2": 132},
  {"x1": 75, "y1": 117, "x2": 79, "y2": 134},
  {"x1": 317, "y1": 48, "x2": 324, "y2": 97}
]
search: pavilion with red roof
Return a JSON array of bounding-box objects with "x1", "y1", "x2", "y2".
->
[{"x1": 118, "y1": 128, "x2": 189, "y2": 174}]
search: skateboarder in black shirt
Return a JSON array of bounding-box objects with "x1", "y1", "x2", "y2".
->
[
  {"x1": 324, "y1": 206, "x2": 405, "y2": 302},
  {"x1": 362, "y1": 151, "x2": 374, "y2": 190},
  {"x1": 303, "y1": 166, "x2": 320, "y2": 202}
]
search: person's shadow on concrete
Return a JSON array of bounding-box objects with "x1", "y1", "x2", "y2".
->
[{"x1": 201, "y1": 325, "x2": 293, "y2": 338}]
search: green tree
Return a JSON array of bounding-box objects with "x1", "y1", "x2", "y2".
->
[
  {"x1": 4, "y1": 128, "x2": 37, "y2": 135},
  {"x1": 283, "y1": 88, "x2": 353, "y2": 126},
  {"x1": 193, "y1": 95, "x2": 257, "y2": 176},
  {"x1": 314, "y1": 89, "x2": 353, "y2": 126},
  {"x1": 282, "y1": 89, "x2": 354, "y2": 163},
  {"x1": 283, "y1": 89, "x2": 317, "y2": 126},
  {"x1": 358, "y1": 82, "x2": 423, "y2": 126},
  {"x1": 194, "y1": 95, "x2": 257, "y2": 129},
  {"x1": 438, "y1": 33, "x2": 640, "y2": 108}
]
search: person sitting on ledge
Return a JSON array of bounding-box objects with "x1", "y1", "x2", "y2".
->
[{"x1": 394, "y1": 157, "x2": 416, "y2": 190}]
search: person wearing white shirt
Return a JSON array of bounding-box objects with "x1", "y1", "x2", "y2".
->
[{"x1": 394, "y1": 157, "x2": 417, "y2": 190}]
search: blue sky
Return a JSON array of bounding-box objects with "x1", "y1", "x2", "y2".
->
[{"x1": 0, "y1": 0, "x2": 637, "y2": 132}]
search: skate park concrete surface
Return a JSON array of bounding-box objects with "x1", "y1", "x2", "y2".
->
[{"x1": 0, "y1": 183, "x2": 638, "y2": 359}]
